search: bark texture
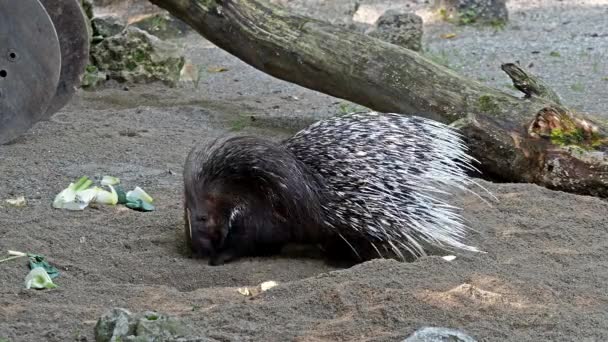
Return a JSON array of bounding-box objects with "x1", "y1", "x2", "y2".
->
[{"x1": 148, "y1": 0, "x2": 608, "y2": 198}]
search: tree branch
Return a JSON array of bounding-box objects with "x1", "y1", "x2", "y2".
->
[{"x1": 501, "y1": 63, "x2": 562, "y2": 104}]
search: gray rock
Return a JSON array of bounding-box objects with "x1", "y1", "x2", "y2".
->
[
  {"x1": 80, "y1": 0, "x2": 95, "y2": 40},
  {"x1": 403, "y1": 327, "x2": 478, "y2": 342},
  {"x1": 94, "y1": 307, "x2": 196, "y2": 342},
  {"x1": 130, "y1": 13, "x2": 192, "y2": 40},
  {"x1": 433, "y1": 0, "x2": 508, "y2": 26},
  {"x1": 80, "y1": 0, "x2": 94, "y2": 20},
  {"x1": 94, "y1": 308, "x2": 135, "y2": 342},
  {"x1": 92, "y1": 15, "x2": 126, "y2": 38},
  {"x1": 367, "y1": 10, "x2": 423, "y2": 51},
  {"x1": 81, "y1": 65, "x2": 108, "y2": 89},
  {"x1": 90, "y1": 26, "x2": 185, "y2": 87},
  {"x1": 345, "y1": 22, "x2": 374, "y2": 34},
  {"x1": 268, "y1": 0, "x2": 360, "y2": 27}
]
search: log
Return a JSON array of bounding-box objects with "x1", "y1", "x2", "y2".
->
[{"x1": 148, "y1": 0, "x2": 608, "y2": 198}]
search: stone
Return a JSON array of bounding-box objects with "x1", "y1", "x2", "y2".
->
[
  {"x1": 92, "y1": 15, "x2": 126, "y2": 38},
  {"x1": 367, "y1": 10, "x2": 423, "y2": 51},
  {"x1": 345, "y1": 22, "x2": 374, "y2": 34},
  {"x1": 80, "y1": 0, "x2": 94, "y2": 20},
  {"x1": 94, "y1": 307, "x2": 195, "y2": 342},
  {"x1": 81, "y1": 65, "x2": 108, "y2": 89},
  {"x1": 268, "y1": 0, "x2": 360, "y2": 27},
  {"x1": 402, "y1": 327, "x2": 478, "y2": 342},
  {"x1": 433, "y1": 0, "x2": 508, "y2": 26},
  {"x1": 80, "y1": 0, "x2": 95, "y2": 40},
  {"x1": 90, "y1": 26, "x2": 185, "y2": 87},
  {"x1": 130, "y1": 13, "x2": 192, "y2": 40},
  {"x1": 94, "y1": 308, "x2": 134, "y2": 342}
]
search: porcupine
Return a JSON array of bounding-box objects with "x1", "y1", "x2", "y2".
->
[{"x1": 183, "y1": 111, "x2": 486, "y2": 266}]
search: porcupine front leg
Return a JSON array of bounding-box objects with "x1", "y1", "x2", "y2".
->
[{"x1": 208, "y1": 205, "x2": 291, "y2": 265}]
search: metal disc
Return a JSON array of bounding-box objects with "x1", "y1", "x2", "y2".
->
[
  {"x1": 0, "y1": 0, "x2": 62, "y2": 144},
  {"x1": 39, "y1": 0, "x2": 91, "y2": 118}
]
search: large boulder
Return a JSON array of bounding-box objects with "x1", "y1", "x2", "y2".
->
[
  {"x1": 91, "y1": 15, "x2": 126, "y2": 39},
  {"x1": 130, "y1": 12, "x2": 192, "y2": 40},
  {"x1": 89, "y1": 26, "x2": 185, "y2": 87},
  {"x1": 268, "y1": 0, "x2": 360, "y2": 27},
  {"x1": 367, "y1": 10, "x2": 423, "y2": 51}
]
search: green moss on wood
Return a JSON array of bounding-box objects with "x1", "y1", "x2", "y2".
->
[
  {"x1": 550, "y1": 127, "x2": 585, "y2": 146},
  {"x1": 549, "y1": 115, "x2": 608, "y2": 150},
  {"x1": 477, "y1": 94, "x2": 500, "y2": 115}
]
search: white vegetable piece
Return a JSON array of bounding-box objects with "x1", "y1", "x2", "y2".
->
[
  {"x1": 24, "y1": 268, "x2": 57, "y2": 289},
  {"x1": 126, "y1": 186, "x2": 154, "y2": 204}
]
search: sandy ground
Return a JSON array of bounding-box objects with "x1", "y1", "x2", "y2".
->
[{"x1": 1, "y1": 0, "x2": 608, "y2": 341}]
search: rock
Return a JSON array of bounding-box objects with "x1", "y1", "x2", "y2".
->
[
  {"x1": 94, "y1": 307, "x2": 195, "y2": 342},
  {"x1": 402, "y1": 327, "x2": 478, "y2": 342},
  {"x1": 130, "y1": 13, "x2": 192, "y2": 40},
  {"x1": 80, "y1": 0, "x2": 94, "y2": 20},
  {"x1": 92, "y1": 15, "x2": 126, "y2": 38},
  {"x1": 94, "y1": 308, "x2": 133, "y2": 342},
  {"x1": 367, "y1": 10, "x2": 423, "y2": 51},
  {"x1": 433, "y1": 0, "x2": 508, "y2": 26},
  {"x1": 81, "y1": 65, "x2": 108, "y2": 89},
  {"x1": 79, "y1": 0, "x2": 95, "y2": 41},
  {"x1": 268, "y1": 0, "x2": 360, "y2": 27},
  {"x1": 90, "y1": 26, "x2": 185, "y2": 87},
  {"x1": 345, "y1": 22, "x2": 374, "y2": 34}
]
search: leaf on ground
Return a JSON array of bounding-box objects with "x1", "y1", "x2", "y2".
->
[{"x1": 441, "y1": 33, "x2": 457, "y2": 39}]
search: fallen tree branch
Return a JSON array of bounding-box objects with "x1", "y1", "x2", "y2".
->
[
  {"x1": 501, "y1": 63, "x2": 562, "y2": 104},
  {"x1": 148, "y1": 0, "x2": 608, "y2": 198}
]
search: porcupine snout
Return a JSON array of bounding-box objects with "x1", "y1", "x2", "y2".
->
[{"x1": 184, "y1": 189, "x2": 237, "y2": 265}]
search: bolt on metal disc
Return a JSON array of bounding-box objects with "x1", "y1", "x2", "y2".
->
[
  {"x1": 38, "y1": 0, "x2": 91, "y2": 118},
  {"x1": 0, "y1": 0, "x2": 62, "y2": 144}
]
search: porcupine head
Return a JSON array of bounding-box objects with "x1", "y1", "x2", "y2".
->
[{"x1": 183, "y1": 135, "x2": 327, "y2": 266}]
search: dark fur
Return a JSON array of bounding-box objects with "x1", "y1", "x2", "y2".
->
[{"x1": 183, "y1": 135, "x2": 332, "y2": 265}]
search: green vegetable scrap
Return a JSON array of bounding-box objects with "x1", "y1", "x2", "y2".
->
[
  {"x1": 121, "y1": 186, "x2": 156, "y2": 211},
  {"x1": 126, "y1": 199, "x2": 155, "y2": 212},
  {"x1": 115, "y1": 184, "x2": 128, "y2": 204},
  {"x1": 0, "y1": 251, "x2": 60, "y2": 290},
  {"x1": 53, "y1": 175, "x2": 155, "y2": 212},
  {"x1": 0, "y1": 250, "x2": 28, "y2": 264},
  {"x1": 25, "y1": 268, "x2": 58, "y2": 290},
  {"x1": 28, "y1": 254, "x2": 59, "y2": 279}
]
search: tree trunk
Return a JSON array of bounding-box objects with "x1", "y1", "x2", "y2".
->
[{"x1": 148, "y1": 0, "x2": 608, "y2": 198}]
